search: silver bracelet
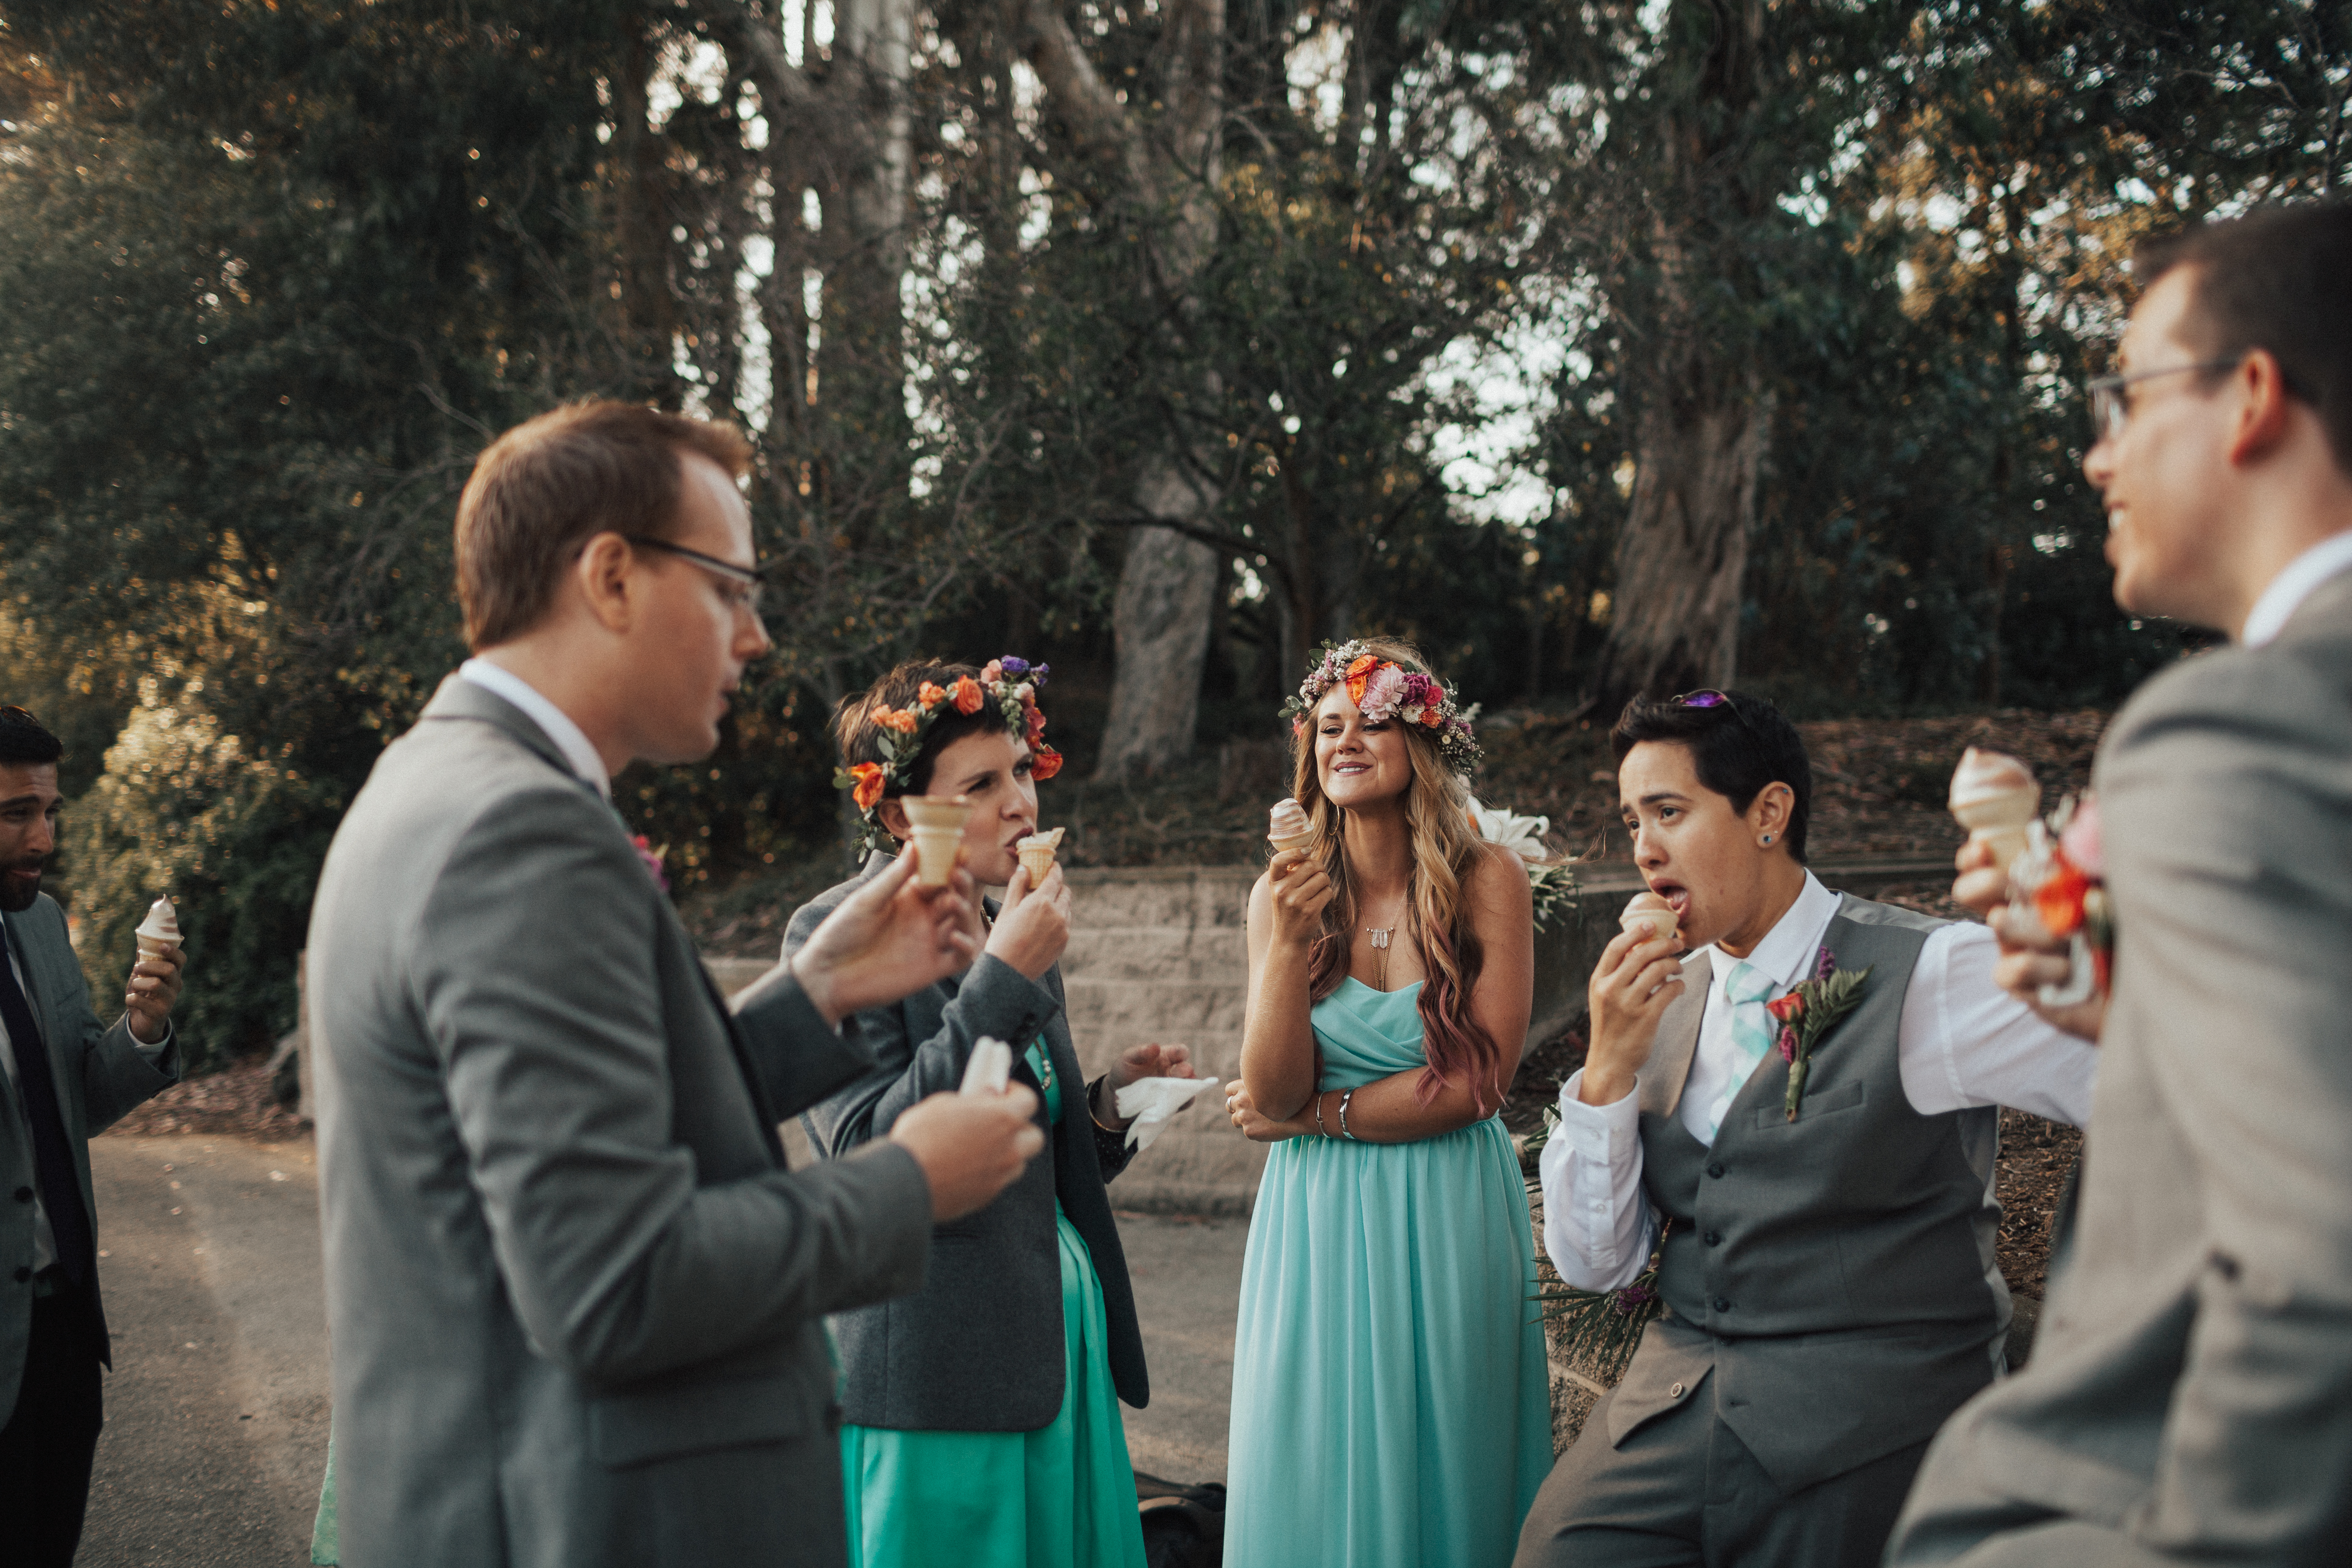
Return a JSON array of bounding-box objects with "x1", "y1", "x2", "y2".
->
[
  {"x1": 1338, "y1": 1088, "x2": 1359, "y2": 1141},
  {"x1": 1312, "y1": 1092, "x2": 1331, "y2": 1137}
]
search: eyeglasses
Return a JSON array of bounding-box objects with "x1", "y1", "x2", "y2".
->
[
  {"x1": 2084, "y1": 359, "x2": 2241, "y2": 444},
  {"x1": 623, "y1": 534, "x2": 769, "y2": 616}
]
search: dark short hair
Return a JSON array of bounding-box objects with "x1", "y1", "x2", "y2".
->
[
  {"x1": 0, "y1": 706, "x2": 64, "y2": 767},
  {"x1": 1610, "y1": 691, "x2": 1812, "y2": 863},
  {"x1": 454, "y1": 400, "x2": 755, "y2": 650},
  {"x1": 834, "y1": 661, "x2": 1014, "y2": 801},
  {"x1": 2136, "y1": 199, "x2": 2352, "y2": 476}
]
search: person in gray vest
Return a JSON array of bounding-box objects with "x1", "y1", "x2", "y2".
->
[
  {"x1": 1888, "y1": 203, "x2": 2352, "y2": 1566},
  {"x1": 1512, "y1": 690, "x2": 2099, "y2": 1568},
  {"x1": 309, "y1": 401, "x2": 1045, "y2": 1568}
]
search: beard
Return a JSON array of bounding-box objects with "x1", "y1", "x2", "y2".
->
[{"x1": 0, "y1": 859, "x2": 42, "y2": 913}]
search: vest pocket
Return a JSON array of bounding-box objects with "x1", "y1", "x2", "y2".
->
[{"x1": 1751, "y1": 1078, "x2": 1865, "y2": 1130}]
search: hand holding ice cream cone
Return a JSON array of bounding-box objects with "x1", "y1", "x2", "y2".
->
[{"x1": 126, "y1": 895, "x2": 186, "y2": 1044}]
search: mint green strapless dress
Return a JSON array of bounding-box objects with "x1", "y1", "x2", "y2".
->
[
  {"x1": 1224, "y1": 979, "x2": 1552, "y2": 1567},
  {"x1": 837, "y1": 1042, "x2": 1147, "y2": 1568}
]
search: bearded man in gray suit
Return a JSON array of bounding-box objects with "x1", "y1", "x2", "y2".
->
[
  {"x1": 308, "y1": 400, "x2": 1045, "y2": 1568},
  {"x1": 1889, "y1": 202, "x2": 2352, "y2": 1565}
]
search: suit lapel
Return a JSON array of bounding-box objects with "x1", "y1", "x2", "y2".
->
[{"x1": 1638, "y1": 950, "x2": 1711, "y2": 1120}]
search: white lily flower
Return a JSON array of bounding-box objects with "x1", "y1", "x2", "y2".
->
[{"x1": 1467, "y1": 797, "x2": 1550, "y2": 861}]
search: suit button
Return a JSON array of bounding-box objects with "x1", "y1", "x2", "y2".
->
[
  {"x1": 11, "y1": 1187, "x2": 29, "y2": 1203},
  {"x1": 1712, "y1": 1295, "x2": 1731, "y2": 1312},
  {"x1": 11, "y1": 1267, "x2": 27, "y2": 1284},
  {"x1": 1669, "y1": 1381, "x2": 1684, "y2": 1398},
  {"x1": 1705, "y1": 1162, "x2": 1725, "y2": 1178},
  {"x1": 1704, "y1": 1230, "x2": 1722, "y2": 1246}
]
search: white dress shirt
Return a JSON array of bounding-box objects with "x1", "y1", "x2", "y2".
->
[
  {"x1": 2240, "y1": 529, "x2": 2352, "y2": 648},
  {"x1": 1, "y1": 907, "x2": 172, "y2": 1272},
  {"x1": 458, "y1": 658, "x2": 609, "y2": 797},
  {"x1": 1539, "y1": 872, "x2": 2099, "y2": 1291}
]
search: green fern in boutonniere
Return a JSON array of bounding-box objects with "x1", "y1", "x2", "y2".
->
[{"x1": 1768, "y1": 947, "x2": 1873, "y2": 1121}]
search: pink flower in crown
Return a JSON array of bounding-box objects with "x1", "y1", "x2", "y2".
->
[
  {"x1": 1360, "y1": 662, "x2": 1407, "y2": 720},
  {"x1": 982, "y1": 659, "x2": 1004, "y2": 684}
]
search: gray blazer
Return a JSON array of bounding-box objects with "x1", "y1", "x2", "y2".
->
[
  {"x1": 1890, "y1": 570, "x2": 2352, "y2": 1564},
  {"x1": 791, "y1": 854, "x2": 1148, "y2": 1431},
  {"x1": 309, "y1": 676, "x2": 933, "y2": 1568},
  {"x1": 0, "y1": 895, "x2": 181, "y2": 1411}
]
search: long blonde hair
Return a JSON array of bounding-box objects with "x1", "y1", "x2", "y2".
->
[{"x1": 1289, "y1": 638, "x2": 1503, "y2": 1111}]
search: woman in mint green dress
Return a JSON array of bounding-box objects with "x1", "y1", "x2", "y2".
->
[
  {"x1": 1223, "y1": 638, "x2": 1553, "y2": 1567},
  {"x1": 793, "y1": 658, "x2": 1197, "y2": 1568}
]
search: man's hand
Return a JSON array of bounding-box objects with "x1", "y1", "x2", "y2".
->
[
  {"x1": 124, "y1": 943, "x2": 185, "y2": 1046},
  {"x1": 1223, "y1": 1078, "x2": 1311, "y2": 1143},
  {"x1": 792, "y1": 854, "x2": 982, "y2": 1026},
  {"x1": 985, "y1": 861, "x2": 1070, "y2": 981},
  {"x1": 1953, "y1": 841, "x2": 2106, "y2": 1044},
  {"x1": 1580, "y1": 930, "x2": 1684, "y2": 1107},
  {"x1": 889, "y1": 1088, "x2": 1046, "y2": 1221}
]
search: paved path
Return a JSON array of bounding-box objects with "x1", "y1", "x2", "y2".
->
[
  {"x1": 73, "y1": 1132, "x2": 1251, "y2": 1564},
  {"x1": 83, "y1": 1134, "x2": 328, "y2": 1568}
]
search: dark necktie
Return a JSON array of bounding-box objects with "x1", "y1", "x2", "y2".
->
[{"x1": 0, "y1": 914, "x2": 96, "y2": 1285}]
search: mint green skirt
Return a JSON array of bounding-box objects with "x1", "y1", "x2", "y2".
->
[{"x1": 838, "y1": 1204, "x2": 1146, "y2": 1568}]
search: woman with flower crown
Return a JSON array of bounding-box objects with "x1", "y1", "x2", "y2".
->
[
  {"x1": 787, "y1": 657, "x2": 1196, "y2": 1568},
  {"x1": 1221, "y1": 637, "x2": 1553, "y2": 1566}
]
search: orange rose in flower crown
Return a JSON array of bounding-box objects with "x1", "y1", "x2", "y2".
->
[{"x1": 833, "y1": 655, "x2": 1063, "y2": 854}]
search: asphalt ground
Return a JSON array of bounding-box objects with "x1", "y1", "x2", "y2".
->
[{"x1": 71, "y1": 1132, "x2": 1248, "y2": 1564}]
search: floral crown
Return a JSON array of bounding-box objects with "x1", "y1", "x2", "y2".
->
[
  {"x1": 834, "y1": 657, "x2": 1064, "y2": 854},
  {"x1": 1279, "y1": 640, "x2": 1483, "y2": 776}
]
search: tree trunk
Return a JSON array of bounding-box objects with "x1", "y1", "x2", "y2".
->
[
  {"x1": 1095, "y1": 462, "x2": 1223, "y2": 777},
  {"x1": 1583, "y1": 371, "x2": 1763, "y2": 720}
]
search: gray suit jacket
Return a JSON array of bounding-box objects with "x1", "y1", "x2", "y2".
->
[
  {"x1": 791, "y1": 854, "x2": 1148, "y2": 1431},
  {"x1": 309, "y1": 676, "x2": 933, "y2": 1568},
  {"x1": 0, "y1": 895, "x2": 181, "y2": 1410},
  {"x1": 1890, "y1": 570, "x2": 2352, "y2": 1565}
]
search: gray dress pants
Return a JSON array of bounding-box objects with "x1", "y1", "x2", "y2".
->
[{"x1": 1512, "y1": 1371, "x2": 1928, "y2": 1568}]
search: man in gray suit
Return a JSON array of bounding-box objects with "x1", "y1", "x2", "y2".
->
[
  {"x1": 309, "y1": 400, "x2": 1044, "y2": 1568},
  {"x1": 0, "y1": 704, "x2": 186, "y2": 1566},
  {"x1": 1890, "y1": 201, "x2": 2352, "y2": 1564}
]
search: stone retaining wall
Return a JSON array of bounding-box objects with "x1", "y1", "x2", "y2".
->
[{"x1": 707, "y1": 856, "x2": 1954, "y2": 1210}]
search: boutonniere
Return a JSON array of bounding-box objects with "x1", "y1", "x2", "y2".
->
[
  {"x1": 630, "y1": 834, "x2": 671, "y2": 892},
  {"x1": 1766, "y1": 946, "x2": 1873, "y2": 1121}
]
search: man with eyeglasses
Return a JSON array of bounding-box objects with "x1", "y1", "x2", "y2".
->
[
  {"x1": 306, "y1": 400, "x2": 1048, "y2": 1568},
  {"x1": 0, "y1": 705, "x2": 186, "y2": 1565},
  {"x1": 1888, "y1": 203, "x2": 2352, "y2": 1563}
]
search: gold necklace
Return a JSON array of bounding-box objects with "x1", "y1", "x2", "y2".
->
[{"x1": 1363, "y1": 925, "x2": 1395, "y2": 989}]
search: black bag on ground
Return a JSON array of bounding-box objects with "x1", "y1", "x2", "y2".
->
[{"x1": 1134, "y1": 1470, "x2": 1225, "y2": 1568}]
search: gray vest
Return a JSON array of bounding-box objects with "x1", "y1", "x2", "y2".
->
[{"x1": 1601, "y1": 894, "x2": 2006, "y2": 1491}]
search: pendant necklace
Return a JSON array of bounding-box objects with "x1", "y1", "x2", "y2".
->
[{"x1": 1363, "y1": 925, "x2": 1395, "y2": 990}]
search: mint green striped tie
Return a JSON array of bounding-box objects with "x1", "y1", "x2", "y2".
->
[{"x1": 1706, "y1": 960, "x2": 1779, "y2": 1139}]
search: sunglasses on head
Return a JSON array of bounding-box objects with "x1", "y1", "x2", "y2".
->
[
  {"x1": 0, "y1": 706, "x2": 41, "y2": 727},
  {"x1": 1668, "y1": 689, "x2": 1764, "y2": 743}
]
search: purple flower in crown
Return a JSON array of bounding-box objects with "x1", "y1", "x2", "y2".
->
[{"x1": 998, "y1": 656, "x2": 1030, "y2": 678}]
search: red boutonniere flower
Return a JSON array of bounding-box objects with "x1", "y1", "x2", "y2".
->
[
  {"x1": 1776, "y1": 947, "x2": 1873, "y2": 1121},
  {"x1": 1029, "y1": 745, "x2": 1065, "y2": 782},
  {"x1": 630, "y1": 835, "x2": 671, "y2": 892}
]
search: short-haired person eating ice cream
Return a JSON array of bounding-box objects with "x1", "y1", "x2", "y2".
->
[{"x1": 1512, "y1": 691, "x2": 2099, "y2": 1568}]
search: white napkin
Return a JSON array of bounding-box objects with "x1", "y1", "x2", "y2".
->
[{"x1": 1113, "y1": 1075, "x2": 1218, "y2": 1151}]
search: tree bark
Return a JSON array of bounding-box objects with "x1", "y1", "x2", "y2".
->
[
  {"x1": 1096, "y1": 464, "x2": 1225, "y2": 776},
  {"x1": 1583, "y1": 371, "x2": 1764, "y2": 720}
]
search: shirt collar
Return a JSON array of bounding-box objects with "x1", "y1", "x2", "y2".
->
[
  {"x1": 2241, "y1": 530, "x2": 2352, "y2": 648},
  {"x1": 457, "y1": 658, "x2": 610, "y2": 798},
  {"x1": 1703, "y1": 871, "x2": 1840, "y2": 991}
]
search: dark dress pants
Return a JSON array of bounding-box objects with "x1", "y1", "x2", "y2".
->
[
  {"x1": 1513, "y1": 1372, "x2": 1928, "y2": 1568},
  {"x1": 0, "y1": 1278, "x2": 106, "y2": 1568}
]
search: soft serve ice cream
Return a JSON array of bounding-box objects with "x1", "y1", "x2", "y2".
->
[
  {"x1": 1266, "y1": 798, "x2": 1315, "y2": 856},
  {"x1": 1619, "y1": 890, "x2": 1679, "y2": 945},
  {"x1": 1947, "y1": 747, "x2": 2040, "y2": 874},
  {"x1": 134, "y1": 896, "x2": 181, "y2": 959}
]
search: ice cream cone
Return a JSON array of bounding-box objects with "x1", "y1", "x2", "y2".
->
[
  {"x1": 1619, "y1": 891, "x2": 1678, "y2": 944},
  {"x1": 134, "y1": 896, "x2": 181, "y2": 961},
  {"x1": 1266, "y1": 797, "x2": 1317, "y2": 857},
  {"x1": 1948, "y1": 747, "x2": 2040, "y2": 875},
  {"x1": 1016, "y1": 827, "x2": 1065, "y2": 884},
  {"x1": 900, "y1": 796, "x2": 975, "y2": 887}
]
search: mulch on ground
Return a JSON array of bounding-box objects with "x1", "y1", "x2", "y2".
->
[{"x1": 103, "y1": 1052, "x2": 307, "y2": 1141}]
